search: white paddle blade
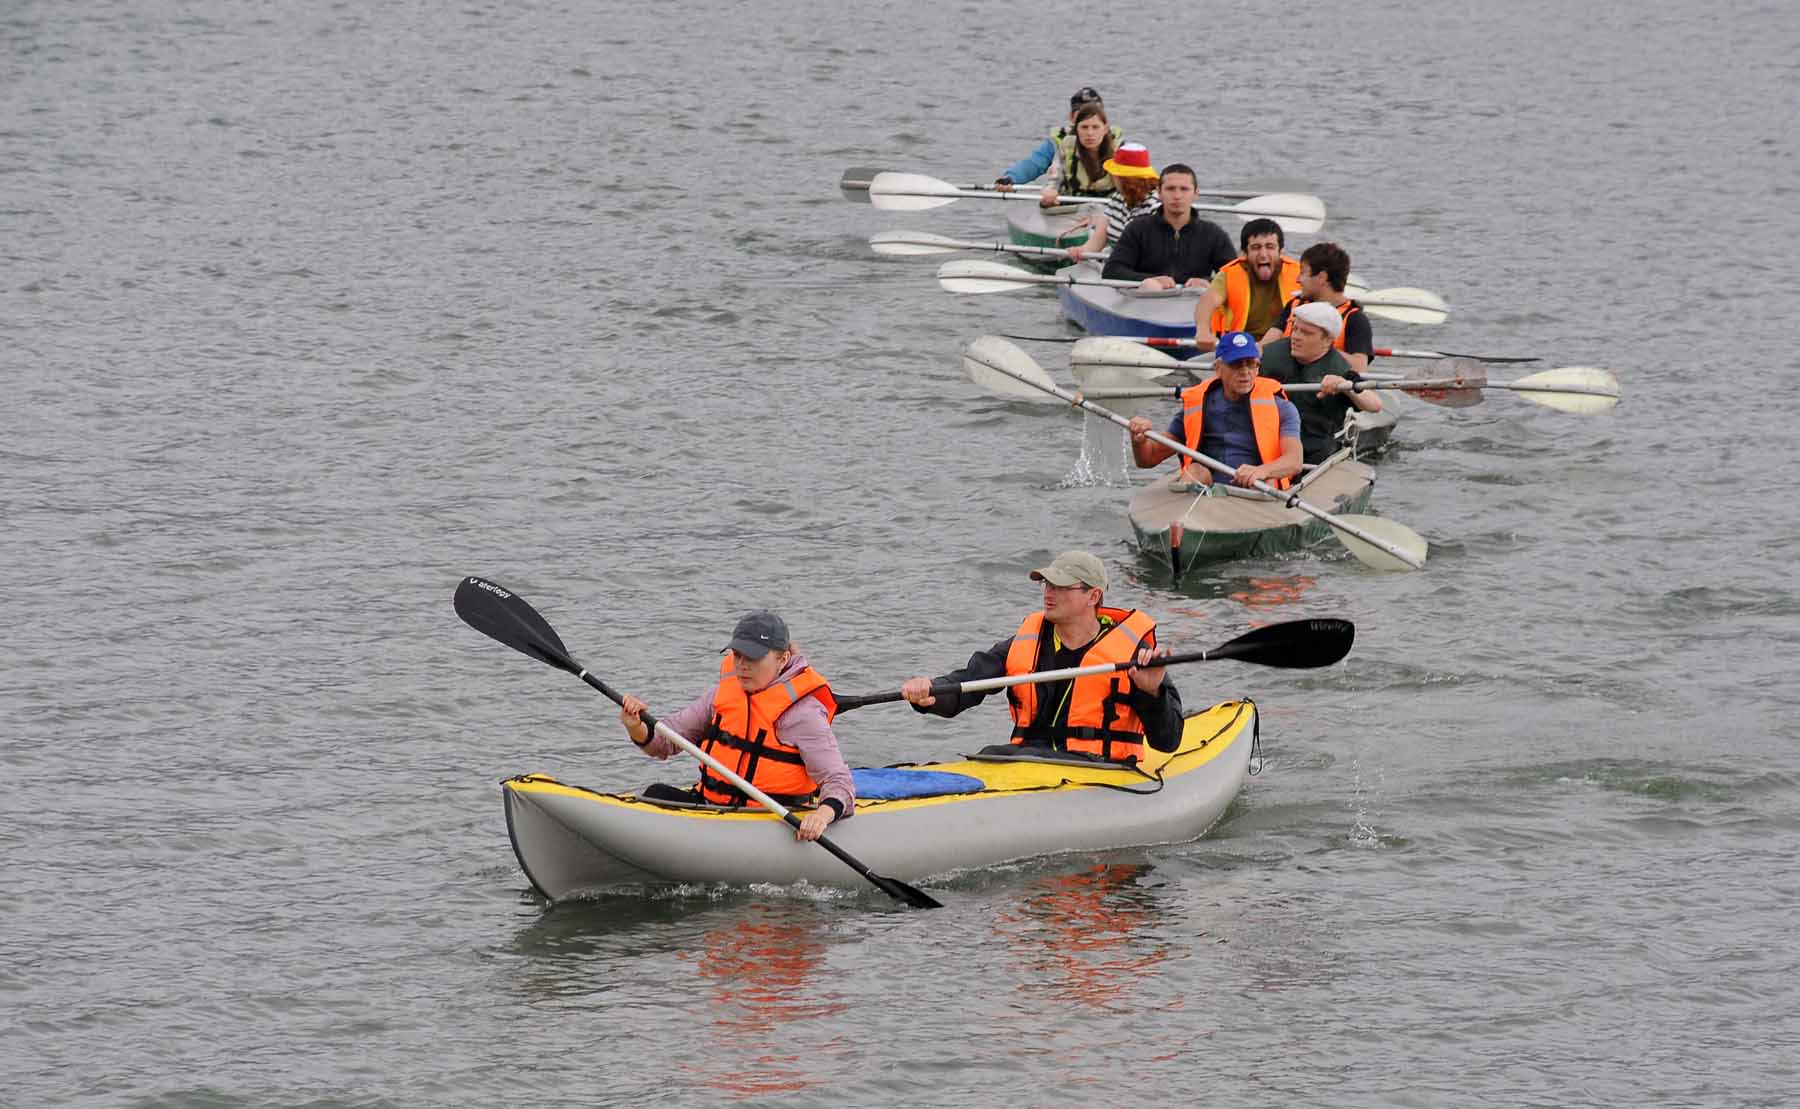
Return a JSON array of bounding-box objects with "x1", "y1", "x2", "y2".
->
[
  {"x1": 1328, "y1": 515, "x2": 1430, "y2": 572},
  {"x1": 1226, "y1": 192, "x2": 1326, "y2": 234},
  {"x1": 1069, "y1": 337, "x2": 1184, "y2": 382},
  {"x1": 1359, "y1": 286, "x2": 1450, "y2": 325},
  {"x1": 869, "y1": 230, "x2": 970, "y2": 256},
  {"x1": 937, "y1": 259, "x2": 1050, "y2": 294},
  {"x1": 1509, "y1": 367, "x2": 1622, "y2": 413},
  {"x1": 868, "y1": 171, "x2": 963, "y2": 211},
  {"x1": 962, "y1": 335, "x2": 1059, "y2": 401}
]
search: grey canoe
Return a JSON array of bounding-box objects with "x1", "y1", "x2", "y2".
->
[
  {"x1": 1128, "y1": 447, "x2": 1378, "y2": 570},
  {"x1": 501, "y1": 701, "x2": 1257, "y2": 901}
]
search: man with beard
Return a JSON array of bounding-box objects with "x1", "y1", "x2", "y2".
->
[
  {"x1": 1190, "y1": 218, "x2": 1299, "y2": 351},
  {"x1": 1258, "y1": 301, "x2": 1382, "y2": 464},
  {"x1": 1100, "y1": 164, "x2": 1237, "y2": 290},
  {"x1": 1264, "y1": 241, "x2": 1375, "y2": 372}
]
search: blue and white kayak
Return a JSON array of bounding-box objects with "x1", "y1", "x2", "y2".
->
[{"x1": 1056, "y1": 261, "x2": 1200, "y2": 340}]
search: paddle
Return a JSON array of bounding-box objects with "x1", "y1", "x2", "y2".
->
[
  {"x1": 1287, "y1": 364, "x2": 1622, "y2": 414},
  {"x1": 452, "y1": 576, "x2": 943, "y2": 910},
  {"x1": 834, "y1": 618, "x2": 1355, "y2": 713},
  {"x1": 870, "y1": 230, "x2": 1090, "y2": 261},
  {"x1": 873, "y1": 172, "x2": 1328, "y2": 234},
  {"x1": 1027, "y1": 334, "x2": 1540, "y2": 363},
  {"x1": 961, "y1": 337, "x2": 1430, "y2": 571},
  {"x1": 841, "y1": 164, "x2": 1267, "y2": 202},
  {"x1": 942, "y1": 262, "x2": 1448, "y2": 324}
]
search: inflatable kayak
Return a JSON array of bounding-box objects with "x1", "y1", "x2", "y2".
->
[{"x1": 502, "y1": 700, "x2": 1259, "y2": 900}]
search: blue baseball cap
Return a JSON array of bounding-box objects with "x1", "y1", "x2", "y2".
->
[{"x1": 1216, "y1": 331, "x2": 1261, "y2": 364}]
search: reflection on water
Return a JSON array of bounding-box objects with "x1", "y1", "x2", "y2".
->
[
  {"x1": 994, "y1": 863, "x2": 1179, "y2": 1012},
  {"x1": 1151, "y1": 567, "x2": 1323, "y2": 608},
  {"x1": 677, "y1": 905, "x2": 849, "y2": 1100}
]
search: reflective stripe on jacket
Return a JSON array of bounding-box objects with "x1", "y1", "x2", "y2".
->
[
  {"x1": 1053, "y1": 124, "x2": 1124, "y2": 196},
  {"x1": 1002, "y1": 608, "x2": 1156, "y2": 762}
]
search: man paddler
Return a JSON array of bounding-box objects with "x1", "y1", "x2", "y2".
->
[
  {"x1": 1257, "y1": 301, "x2": 1383, "y2": 465},
  {"x1": 1100, "y1": 163, "x2": 1237, "y2": 291},
  {"x1": 899, "y1": 552, "x2": 1183, "y2": 760},
  {"x1": 1264, "y1": 241, "x2": 1376, "y2": 373},
  {"x1": 1191, "y1": 218, "x2": 1300, "y2": 351},
  {"x1": 1126, "y1": 331, "x2": 1304, "y2": 489}
]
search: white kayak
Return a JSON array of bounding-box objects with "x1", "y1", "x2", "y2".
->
[{"x1": 502, "y1": 700, "x2": 1259, "y2": 900}]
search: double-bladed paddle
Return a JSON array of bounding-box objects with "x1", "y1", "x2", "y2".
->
[
  {"x1": 1012, "y1": 332, "x2": 1540, "y2": 363},
  {"x1": 839, "y1": 164, "x2": 1266, "y2": 203},
  {"x1": 453, "y1": 576, "x2": 943, "y2": 910},
  {"x1": 961, "y1": 337, "x2": 1430, "y2": 572},
  {"x1": 940, "y1": 261, "x2": 1449, "y2": 325},
  {"x1": 835, "y1": 618, "x2": 1355, "y2": 712},
  {"x1": 870, "y1": 172, "x2": 1327, "y2": 235}
]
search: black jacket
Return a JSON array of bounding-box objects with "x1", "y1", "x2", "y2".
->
[
  {"x1": 910, "y1": 635, "x2": 1186, "y2": 753},
  {"x1": 1101, "y1": 209, "x2": 1236, "y2": 285}
]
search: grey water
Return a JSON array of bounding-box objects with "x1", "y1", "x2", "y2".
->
[{"x1": 4, "y1": 0, "x2": 1798, "y2": 1104}]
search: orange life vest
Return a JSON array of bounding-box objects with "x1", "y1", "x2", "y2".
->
[
  {"x1": 1209, "y1": 255, "x2": 1301, "y2": 335},
  {"x1": 1003, "y1": 607, "x2": 1157, "y2": 762},
  {"x1": 697, "y1": 659, "x2": 837, "y2": 807},
  {"x1": 1178, "y1": 375, "x2": 1292, "y2": 489},
  {"x1": 1280, "y1": 296, "x2": 1364, "y2": 353}
]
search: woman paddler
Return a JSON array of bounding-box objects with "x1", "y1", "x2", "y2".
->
[
  {"x1": 618, "y1": 611, "x2": 854, "y2": 841},
  {"x1": 1065, "y1": 142, "x2": 1160, "y2": 263}
]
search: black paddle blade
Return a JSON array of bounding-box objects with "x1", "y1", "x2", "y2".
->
[
  {"x1": 1205, "y1": 618, "x2": 1354, "y2": 669},
  {"x1": 453, "y1": 576, "x2": 579, "y2": 674},
  {"x1": 839, "y1": 165, "x2": 881, "y2": 201},
  {"x1": 873, "y1": 874, "x2": 944, "y2": 909}
]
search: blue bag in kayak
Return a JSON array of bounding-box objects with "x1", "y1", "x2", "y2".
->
[{"x1": 851, "y1": 768, "x2": 985, "y2": 800}]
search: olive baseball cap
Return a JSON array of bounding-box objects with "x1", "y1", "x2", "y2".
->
[
  {"x1": 1029, "y1": 551, "x2": 1108, "y2": 591},
  {"x1": 722, "y1": 610, "x2": 790, "y2": 659}
]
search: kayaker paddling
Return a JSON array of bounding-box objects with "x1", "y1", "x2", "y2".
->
[
  {"x1": 1100, "y1": 163, "x2": 1237, "y2": 291},
  {"x1": 618, "y1": 611, "x2": 855, "y2": 841},
  {"x1": 1126, "y1": 331, "x2": 1304, "y2": 489},
  {"x1": 1191, "y1": 218, "x2": 1302, "y2": 351},
  {"x1": 1257, "y1": 301, "x2": 1383, "y2": 465},
  {"x1": 1065, "y1": 142, "x2": 1161, "y2": 263},
  {"x1": 1265, "y1": 242, "x2": 1375, "y2": 372},
  {"x1": 994, "y1": 86, "x2": 1120, "y2": 199},
  {"x1": 898, "y1": 552, "x2": 1182, "y2": 761}
]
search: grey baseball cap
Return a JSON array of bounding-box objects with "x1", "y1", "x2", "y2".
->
[
  {"x1": 722, "y1": 610, "x2": 790, "y2": 659},
  {"x1": 1029, "y1": 551, "x2": 1108, "y2": 591}
]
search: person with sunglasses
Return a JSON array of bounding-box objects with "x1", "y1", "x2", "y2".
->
[
  {"x1": 898, "y1": 552, "x2": 1182, "y2": 762},
  {"x1": 618, "y1": 611, "x2": 854, "y2": 841}
]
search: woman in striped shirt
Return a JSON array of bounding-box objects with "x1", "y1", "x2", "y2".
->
[{"x1": 1066, "y1": 143, "x2": 1160, "y2": 263}]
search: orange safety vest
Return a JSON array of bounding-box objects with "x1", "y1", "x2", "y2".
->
[
  {"x1": 697, "y1": 658, "x2": 837, "y2": 807},
  {"x1": 1003, "y1": 607, "x2": 1157, "y2": 762},
  {"x1": 1178, "y1": 375, "x2": 1292, "y2": 489},
  {"x1": 1209, "y1": 255, "x2": 1301, "y2": 335},
  {"x1": 1280, "y1": 296, "x2": 1365, "y2": 353}
]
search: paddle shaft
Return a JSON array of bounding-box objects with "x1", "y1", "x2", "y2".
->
[
  {"x1": 841, "y1": 165, "x2": 1264, "y2": 201},
  {"x1": 1125, "y1": 337, "x2": 1536, "y2": 363},
  {"x1": 840, "y1": 644, "x2": 1261, "y2": 712}
]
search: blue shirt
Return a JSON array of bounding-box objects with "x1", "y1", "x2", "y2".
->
[{"x1": 1165, "y1": 386, "x2": 1300, "y2": 470}]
